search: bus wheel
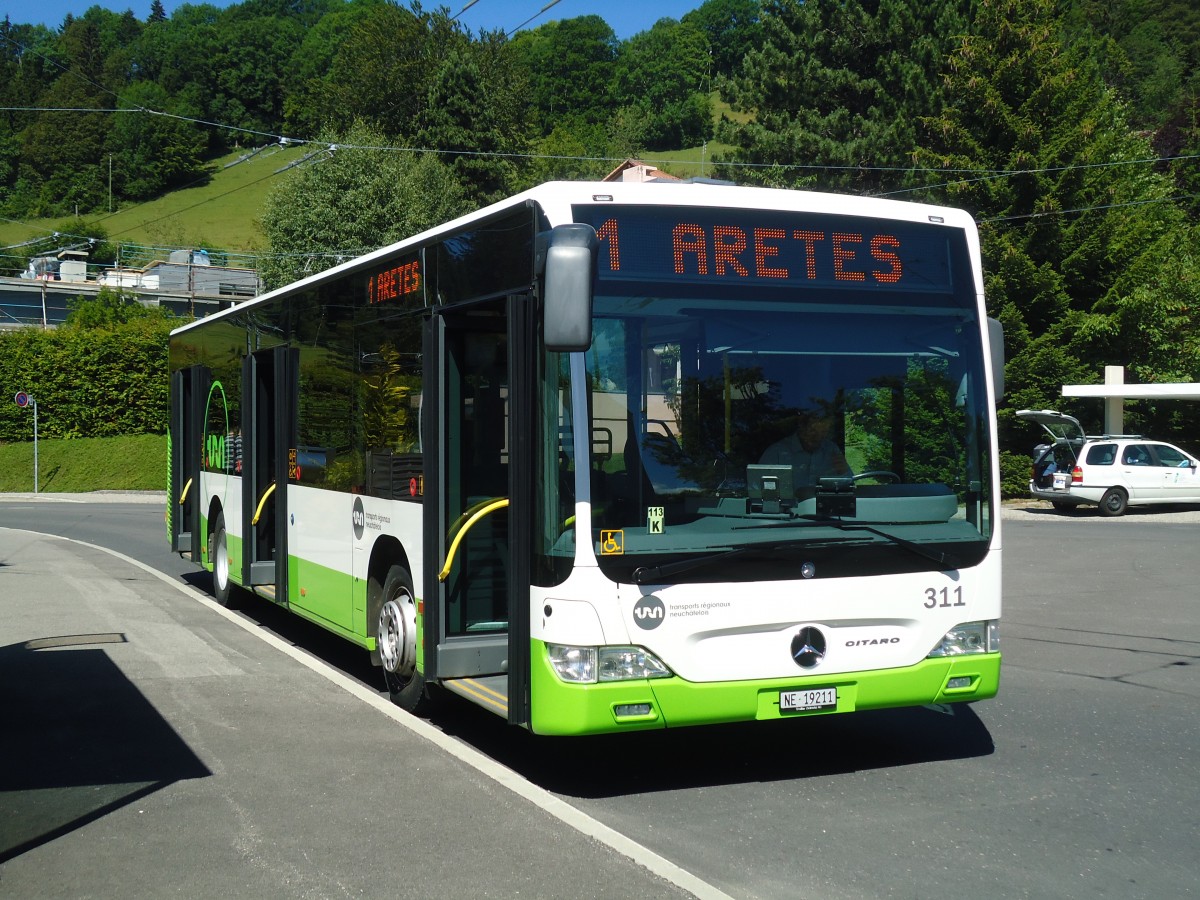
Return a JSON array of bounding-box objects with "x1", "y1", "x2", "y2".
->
[
  {"x1": 378, "y1": 565, "x2": 433, "y2": 714},
  {"x1": 211, "y1": 512, "x2": 236, "y2": 608}
]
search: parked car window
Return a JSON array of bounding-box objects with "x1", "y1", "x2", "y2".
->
[
  {"x1": 1122, "y1": 445, "x2": 1153, "y2": 466},
  {"x1": 1086, "y1": 444, "x2": 1117, "y2": 466},
  {"x1": 1152, "y1": 444, "x2": 1191, "y2": 467}
]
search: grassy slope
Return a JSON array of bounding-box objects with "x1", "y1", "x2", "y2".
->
[
  {"x1": 2, "y1": 95, "x2": 750, "y2": 250},
  {"x1": 0, "y1": 434, "x2": 166, "y2": 493},
  {"x1": 0, "y1": 145, "x2": 307, "y2": 252}
]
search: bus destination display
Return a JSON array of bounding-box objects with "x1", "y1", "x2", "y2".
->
[
  {"x1": 367, "y1": 253, "x2": 423, "y2": 306},
  {"x1": 572, "y1": 205, "x2": 958, "y2": 294}
]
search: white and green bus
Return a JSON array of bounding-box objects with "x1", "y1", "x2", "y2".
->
[{"x1": 169, "y1": 181, "x2": 1004, "y2": 736}]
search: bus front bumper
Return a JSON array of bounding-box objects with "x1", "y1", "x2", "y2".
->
[{"x1": 529, "y1": 640, "x2": 1000, "y2": 736}]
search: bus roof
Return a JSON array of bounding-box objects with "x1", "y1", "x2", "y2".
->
[{"x1": 172, "y1": 180, "x2": 980, "y2": 336}]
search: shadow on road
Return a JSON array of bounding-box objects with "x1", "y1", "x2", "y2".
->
[
  {"x1": 0, "y1": 635, "x2": 211, "y2": 863},
  {"x1": 427, "y1": 690, "x2": 995, "y2": 799}
]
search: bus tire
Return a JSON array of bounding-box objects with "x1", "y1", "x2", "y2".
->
[
  {"x1": 211, "y1": 512, "x2": 236, "y2": 608},
  {"x1": 1098, "y1": 487, "x2": 1128, "y2": 517},
  {"x1": 377, "y1": 564, "x2": 434, "y2": 714}
]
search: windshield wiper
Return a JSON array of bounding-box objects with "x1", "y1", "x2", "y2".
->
[
  {"x1": 794, "y1": 515, "x2": 963, "y2": 569},
  {"x1": 631, "y1": 536, "x2": 822, "y2": 584},
  {"x1": 731, "y1": 514, "x2": 963, "y2": 568}
]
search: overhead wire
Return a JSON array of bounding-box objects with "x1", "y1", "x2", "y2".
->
[
  {"x1": 506, "y1": 0, "x2": 565, "y2": 37},
  {"x1": 3, "y1": 27, "x2": 1199, "y2": 267}
]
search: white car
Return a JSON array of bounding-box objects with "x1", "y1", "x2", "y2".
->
[{"x1": 1017, "y1": 409, "x2": 1200, "y2": 516}]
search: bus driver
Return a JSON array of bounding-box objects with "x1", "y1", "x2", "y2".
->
[{"x1": 759, "y1": 407, "x2": 852, "y2": 484}]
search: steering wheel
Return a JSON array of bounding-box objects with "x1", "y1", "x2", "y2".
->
[{"x1": 852, "y1": 470, "x2": 901, "y2": 484}]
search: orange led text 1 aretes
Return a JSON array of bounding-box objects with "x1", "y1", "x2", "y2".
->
[
  {"x1": 596, "y1": 218, "x2": 904, "y2": 284},
  {"x1": 369, "y1": 259, "x2": 422, "y2": 304}
]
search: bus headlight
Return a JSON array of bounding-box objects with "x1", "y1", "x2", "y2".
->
[
  {"x1": 547, "y1": 644, "x2": 596, "y2": 682},
  {"x1": 547, "y1": 644, "x2": 672, "y2": 683},
  {"x1": 927, "y1": 621, "x2": 999, "y2": 658},
  {"x1": 598, "y1": 647, "x2": 672, "y2": 682}
]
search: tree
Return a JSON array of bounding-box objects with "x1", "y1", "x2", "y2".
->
[
  {"x1": 282, "y1": 0, "x2": 387, "y2": 138},
  {"x1": 209, "y1": 7, "x2": 307, "y2": 137},
  {"x1": 916, "y1": 0, "x2": 1190, "y2": 451},
  {"x1": 1074, "y1": 232, "x2": 1200, "y2": 439},
  {"x1": 108, "y1": 82, "x2": 209, "y2": 199},
  {"x1": 19, "y1": 19, "x2": 110, "y2": 215},
  {"x1": 613, "y1": 18, "x2": 713, "y2": 150},
  {"x1": 526, "y1": 120, "x2": 611, "y2": 185},
  {"x1": 718, "y1": 0, "x2": 972, "y2": 192},
  {"x1": 416, "y1": 36, "x2": 530, "y2": 203},
  {"x1": 259, "y1": 122, "x2": 471, "y2": 289},
  {"x1": 508, "y1": 16, "x2": 618, "y2": 136},
  {"x1": 683, "y1": 0, "x2": 763, "y2": 81},
  {"x1": 63, "y1": 287, "x2": 179, "y2": 329},
  {"x1": 303, "y1": 4, "x2": 465, "y2": 141}
]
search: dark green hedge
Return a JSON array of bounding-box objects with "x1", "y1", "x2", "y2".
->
[{"x1": 0, "y1": 317, "x2": 174, "y2": 442}]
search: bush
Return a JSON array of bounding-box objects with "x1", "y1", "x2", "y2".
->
[
  {"x1": 0, "y1": 297, "x2": 181, "y2": 442},
  {"x1": 1000, "y1": 450, "x2": 1031, "y2": 500}
]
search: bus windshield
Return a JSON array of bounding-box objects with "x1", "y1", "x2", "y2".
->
[{"x1": 565, "y1": 207, "x2": 994, "y2": 584}]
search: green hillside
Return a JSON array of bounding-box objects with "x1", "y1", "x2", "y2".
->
[
  {"x1": 0, "y1": 145, "x2": 308, "y2": 254},
  {"x1": 0, "y1": 139, "x2": 738, "y2": 260}
]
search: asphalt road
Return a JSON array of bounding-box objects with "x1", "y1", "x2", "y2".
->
[{"x1": 2, "y1": 493, "x2": 1198, "y2": 899}]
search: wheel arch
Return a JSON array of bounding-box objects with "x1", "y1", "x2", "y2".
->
[{"x1": 366, "y1": 535, "x2": 414, "y2": 665}]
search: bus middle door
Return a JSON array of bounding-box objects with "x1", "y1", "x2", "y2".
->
[
  {"x1": 169, "y1": 365, "x2": 208, "y2": 560},
  {"x1": 241, "y1": 346, "x2": 297, "y2": 603}
]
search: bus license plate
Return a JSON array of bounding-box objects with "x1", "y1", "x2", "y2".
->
[{"x1": 780, "y1": 687, "x2": 837, "y2": 712}]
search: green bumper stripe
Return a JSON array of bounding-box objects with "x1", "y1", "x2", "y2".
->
[{"x1": 529, "y1": 638, "x2": 1000, "y2": 736}]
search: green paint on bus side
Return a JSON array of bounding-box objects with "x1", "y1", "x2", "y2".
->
[
  {"x1": 198, "y1": 524, "x2": 400, "y2": 661},
  {"x1": 528, "y1": 638, "x2": 1000, "y2": 736}
]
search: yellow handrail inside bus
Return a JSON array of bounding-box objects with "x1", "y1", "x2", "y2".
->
[
  {"x1": 438, "y1": 497, "x2": 509, "y2": 582},
  {"x1": 251, "y1": 482, "x2": 276, "y2": 526},
  {"x1": 179, "y1": 477, "x2": 193, "y2": 505}
]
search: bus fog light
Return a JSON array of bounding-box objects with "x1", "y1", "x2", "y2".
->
[
  {"x1": 928, "y1": 621, "x2": 997, "y2": 658},
  {"x1": 613, "y1": 703, "x2": 654, "y2": 717},
  {"x1": 598, "y1": 647, "x2": 673, "y2": 682},
  {"x1": 946, "y1": 676, "x2": 973, "y2": 690},
  {"x1": 548, "y1": 644, "x2": 597, "y2": 683}
]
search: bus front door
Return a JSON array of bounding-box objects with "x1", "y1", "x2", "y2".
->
[
  {"x1": 170, "y1": 366, "x2": 208, "y2": 560},
  {"x1": 428, "y1": 297, "x2": 533, "y2": 726},
  {"x1": 241, "y1": 346, "x2": 297, "y2": 603}
]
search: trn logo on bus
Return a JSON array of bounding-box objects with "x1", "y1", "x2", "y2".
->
[
  {"x1": 633, "y1": 596, "x2": 666, "y2": 630},
  {"x1": 352, "y1": 497, "x2": 366, "y2": 540}
]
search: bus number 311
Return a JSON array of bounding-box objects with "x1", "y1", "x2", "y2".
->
[{"x1": 924, "y1": 586, "x2": 966, "y2": 609}]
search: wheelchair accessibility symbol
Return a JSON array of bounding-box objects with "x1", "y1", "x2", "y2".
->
[{"x1": 600, "y1": 530, "x2": 625, "y2": 555}]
